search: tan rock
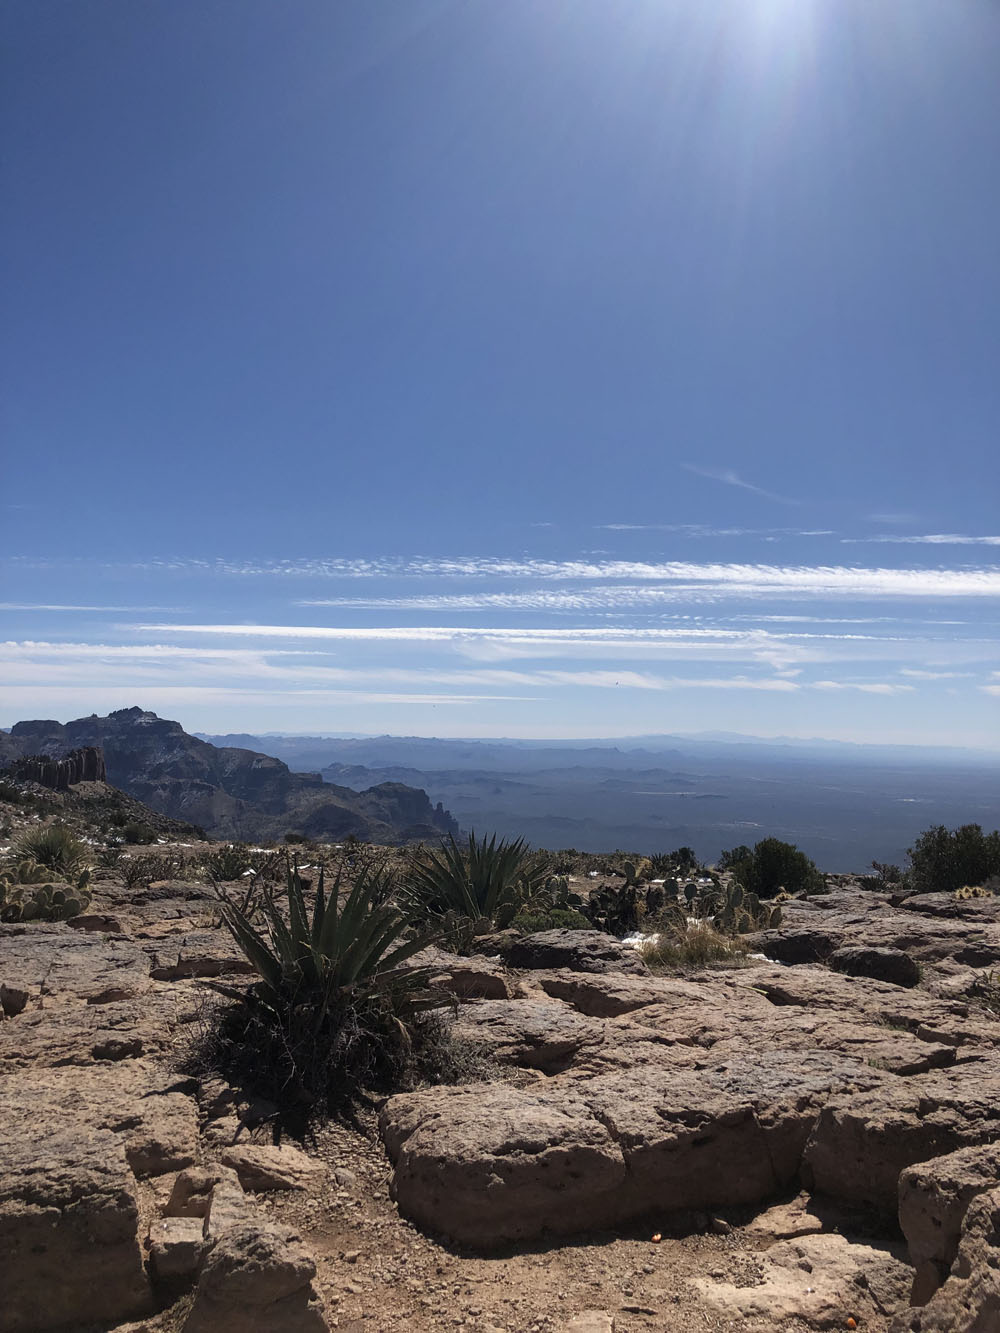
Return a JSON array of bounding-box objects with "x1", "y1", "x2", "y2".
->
[
  {"x1": 382, "y1": 1050, "x2": 884, "y2": 1246},
  {"x1": 0, "y1": 1122, "x2": 151, "y2": 1332},
  {"x1": 803, "y1": 1064, "x2": 1000, "y2": 1211},
  {"x1": 898, "y1": 1142, "x2": 1000, "y2": 1268},
  {"x1": 204, "y1": 1178, "x2": 258, "y2": 1239},
  {"x1": 221, "y1": 1143, "x2": 325, "y2": 1192},
  {"x1": 183, "y1": 1222, "x2": 328, "y2": 1333},
  {"x1": 890, "y1": 1185, "x2": 1000, "y2": 1331},
  {"x1": 125, "y1": 1090, "x2": 199, "y2": 1176},
  {"x1": 149, "y1": 1215, "x2": 207, "y2": 1283},
  {"x1": 167, "y1": 1164, "x2": 242, "y2": 1218}
]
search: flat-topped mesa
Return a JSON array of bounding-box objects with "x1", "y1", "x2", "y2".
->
[{"x1": 9, "y1": 746, "x2": 107, "y2": 790}]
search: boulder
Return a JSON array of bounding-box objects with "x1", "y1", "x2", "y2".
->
[
  {"x1": 505, "y1": 930, "x2": 648, "y2": 975},
  {"x1": 183, "y1": 1222, "x2": 328, "y2": 1333},
  {"x1": 803, "y1": 1065, "x2": 1000, "y2": 1211},
  {"x1": 381, "y1": 1050, "x2": 884, "y2": 1246},
  {"x1": 830, "y1": 945, "x2": 922, "y2": 988},
  {"x1": 0, "y1": 1121, "x2": 151, "y2": 1331},
  {"x1": 898, "y1": 1143, "x2": 1000, "y2": 1269}
]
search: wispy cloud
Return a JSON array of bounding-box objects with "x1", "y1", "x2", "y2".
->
[
  {"x1": 0, "y1": 603, "x2": 180, "y2": 613},
  {"x1": 681, "y1": 464, "x2": 800, "y2": 506},
  {"x1": 811, "y1": 681, "x2": 916, "y2": 695},
  {"x1": 12, "y1": 554, "x2": 1000, "y2": 599},
  {"x1": 843, "y1": 534, "x2": 1000, "y2": 546},
  {"x1": 284, "y1": 559, "x2": 1000, "y2": 599},
  {"x1": 899, "y1": 668, "x2": 976, "y2": 681}
]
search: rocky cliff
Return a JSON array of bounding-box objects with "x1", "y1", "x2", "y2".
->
[{"x1": 4, "y1": 708, "x2": 458, "y2": 843}]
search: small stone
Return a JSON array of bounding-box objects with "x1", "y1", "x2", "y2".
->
[{"x1": 149, "y1": 1216, "x2": 207, "y2": 1283}]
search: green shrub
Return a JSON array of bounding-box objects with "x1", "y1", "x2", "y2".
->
[
  {"x1": 119, "y1": 852, "x2": 165, "y2": 890},
  {"x1": 511, "y1": 908, "x2": 593, "y2": 934},
  {"x1": 14, "y1": 824, "x2": 91, "y2": 878},
  {"x1": 720, "y1": 838, "x2": 824, "y2": 899},
  {"x1": 908, "y1": 825, "x2": 1000, "y2": 895},
  {"x1": 122, "y1": 821, "x2": 155, "y2": 845},
  {"x1": 207, "y1": 861, "x2": 448, "y2": 1112}
]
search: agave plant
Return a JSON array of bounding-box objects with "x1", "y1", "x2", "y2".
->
[
  {"x1": 400, "y1": 832, "x2": 547, "y2": 940},
  {"x1": 218, "y1": 860, "x2": 440, "y2": 1010},
  {"x1": 210, "y1": 861, "x2": 449, "y2": 1110}
]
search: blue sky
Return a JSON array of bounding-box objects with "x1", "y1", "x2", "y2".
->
[{"x1": 2, "y1": 0, "x2": 998, "y2": 746}]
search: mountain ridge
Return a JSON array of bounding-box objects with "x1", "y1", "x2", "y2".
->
[{"x1": 3, "y1": 708, "x2": 458, "y2": 844}]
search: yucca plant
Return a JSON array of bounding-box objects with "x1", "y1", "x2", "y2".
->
[
  {"x1": 14, "y1": 823, "x2": 91, "y2": 878},
  {"x1": 400, "y1": 832, "x2": 548, "y2": 944},
  {"x1": 208, "y1": 861, "x2": 448, "y2": 1111}
]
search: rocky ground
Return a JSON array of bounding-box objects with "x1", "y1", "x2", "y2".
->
[{"x1": 2, "y1": 842, "x2": 1000, "y2": 1332}]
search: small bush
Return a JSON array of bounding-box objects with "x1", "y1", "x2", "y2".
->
[
  {"x1": 122, "y1": 821, "x2": 155, "y2": 845},
  {"x1": 119, "y1": 853, "x2": 166, "y2": 890},
  {"x1": 0, "y1": 779, "x2": 27, "y2": 805},
  {"x1": 640, "y1": 922, "x2": 750, "y2": 972},
  {"x1": 14, "y1": 824, "x2": 91, "y2": 878},
  {"x1": 720, "y1": 838, "x2": 824, "y2": 899},
  {"x1": 908, "y1": 825, "x2": 1000, "y2": 895}
]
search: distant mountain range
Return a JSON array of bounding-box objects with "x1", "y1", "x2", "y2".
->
[
  {"x1": 1, "y1": 709, "x2": 457, "y2": 844},
  {"x1": 198, "y1": 731, "x2": 1000, "y2": 870}
]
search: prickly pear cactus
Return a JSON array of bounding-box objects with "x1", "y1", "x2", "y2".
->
[{"x1": 0, "y1": 863, "x2": 93, "y2": 922}]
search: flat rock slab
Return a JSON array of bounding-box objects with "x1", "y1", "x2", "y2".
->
[
  {"x1": 221, "y1": 1144, "x2": 325, "y2": 1192},
  {"x1": 139, "y1": 928, "x2": 255, "y2": 980},
  {"x1": 0, "y1": 985, "x2": 204, "y2": 1069},
  {"x1": 410, "y1": 946, "x2": 515, "y2": 1000},
  {"x1": 505, "y1": 930, "x2": 649, "y2": 976},
  {"x1": 537, "y1": 970, "x2": 731, "y2": 1018},
  {"x1": 0, "y1": 923, "x2": 151, "y2": 1004},
  {"x1": 381, "y1": 1050, "x2": 885, "y2": 1246},
  {"x1": 695, "y1": 1233, "x2": 911, "y2": 1330},
  {"x1": 720, "y1": 964, "x2": 999, "y2": 1049},
  {"x1": 451, "y1": 998, "x2": 608, "y2": 1072}
]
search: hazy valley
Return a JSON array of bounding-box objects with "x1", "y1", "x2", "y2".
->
[{"x1": 202, "y1": 730, "x2": 1000, "y2": 871}]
